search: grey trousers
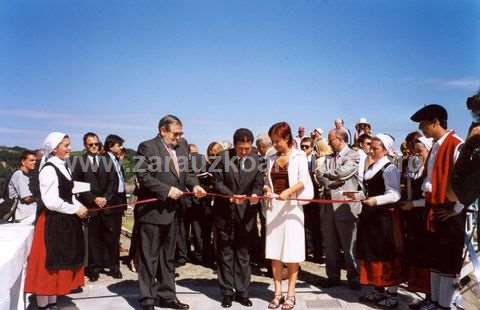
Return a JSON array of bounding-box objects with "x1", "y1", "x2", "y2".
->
[
  {"x1": 138, "y1": 222, "x2": 177, "y2": 306},
  {"x1": 319, "y1": 203, "x2": 359, "y2": 282}
]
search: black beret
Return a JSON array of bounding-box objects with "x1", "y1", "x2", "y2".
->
[
  {"x1": 467, "y1": 95, "x2": 480, "y2": 111},
  {"x1": 410, "y1": 104, "x2": 448, "y2": 122}
]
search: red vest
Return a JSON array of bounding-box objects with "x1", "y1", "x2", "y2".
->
[{"x1": 425, "y1": 131, "x2": 462, "y2": 231}]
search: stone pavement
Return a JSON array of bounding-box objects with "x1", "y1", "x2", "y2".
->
[
  {"x1": 27, "y1": 262, "x2": 423, "y2": 310},
  {"x1": 26, "y1": 236, "x2": 424, "y2": 310}
]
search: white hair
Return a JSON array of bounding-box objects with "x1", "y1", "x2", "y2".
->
[{"x1": 255, "y1": 133, "x2": 272, "y2": 146}]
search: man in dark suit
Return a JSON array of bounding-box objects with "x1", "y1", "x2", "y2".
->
[
  {"x1": 184, "y1": 144, "x2": 214, "y2": 265},
  {"x1": 103, "y1": 134, "x2": 128, "y2": 279},
  {"x1": 71, "y1": 132, "x2": 117, "y2": 282},
  {"x1": 212, "y1": 128, "x2": 264, "y2": 308},
  {"x1": 135, "y1": 115, "x2": 206, "y2": 310}
]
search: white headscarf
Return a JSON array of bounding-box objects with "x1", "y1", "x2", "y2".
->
[
  {"x1": 375, "y1": 133, "x2": 395, "y2": 156},
  {"x1": 416, "y1": 136, "x2": 433, "y2": 151},
  {"x1": 40, "y1": 132, "x2": 68, "y2": 168}
]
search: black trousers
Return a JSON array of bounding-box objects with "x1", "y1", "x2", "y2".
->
[
  {"x1": 138, "y1": 221, "x2": 177, "y2": 306},
  {"x1": 304, "y1": 203, "x2": 323, "y2": 260},
  {"x1": 215, "y1": 217, "x2": 251, "y2": 298},
  {"x1": 175, "y1": 212, "x2": 188, "y2": 263},
  {"x1": 185, "y1": 199, "x2": 214, "y2": 263},
  {"x1": 249, "y1": 205, "x2": 266, "y2": 265},
  {"x1": 86, "y1": 211, "x2": 123, "y2": 271}
]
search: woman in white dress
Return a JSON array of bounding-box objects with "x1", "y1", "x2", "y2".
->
[{"x1": 264, "y1": 122, "x2": 314, "y2": 310}]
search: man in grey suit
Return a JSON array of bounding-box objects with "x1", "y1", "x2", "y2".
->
[
  {"x1": 135, "y1": 115, "x2": 206, "y2": 310},
  {"x1": 316, "y1": 128, "x2": 361, "y2": 290}
]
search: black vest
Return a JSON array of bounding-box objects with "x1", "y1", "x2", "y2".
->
[
  {"x1": 43, "y1": 162, "x2": 85, "y2": 271},
  {"x1": 357, "y1": 161, "x2": 398, "y2": 261},
  {"x1": 365, "y1": 162, "x2": 396, "y2": 208}
]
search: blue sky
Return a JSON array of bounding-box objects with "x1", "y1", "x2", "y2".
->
[{"x1": 1, "y1": 0, "x2": 479, "y2": 153}]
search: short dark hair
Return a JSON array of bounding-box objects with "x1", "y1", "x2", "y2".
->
[
  {"x1": 104, "y1": 134, "x2": 124, "y2": 152},
  {"x1": 233, "y1": 128, "x2": 254, "y2": 145},
  {"x1": 83, "y1": 132, "x2": 99, "y2": 145},
  {"x1": 438, "y1": 119, "x2": 448, "y2": 130},
  {"x1": 268, "y1": 122, "x2": 294, "y2": 147},
  {"x1": 301, "y1": 137, "x2": 312, "y2": 145},
  {"x1": 19, "y1": 150, "x2": 36, "y2": 166},
  {"x1": 158, "y1": 114, "x2": 182, "y2": 131},
  {"x1": 357, "y1": 133, "x2": 372, "y2": 145}
]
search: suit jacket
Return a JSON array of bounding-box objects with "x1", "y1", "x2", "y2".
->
[
  {"x1": 134, "y1": 136, "x2": 199, "y2": 225},
  {"x1": 316, "y1": 146, "x2": 362, "y2": 216},
  {"x1": 212, "y1": 148, "x2": 264, "y2": 232},
  {"x1": 71, "y1": 153, "x2": 116, "y2": 212},
  {"x1": 452, "y1": 133, "x2": 480, "y2": 206},
  {"x1": 108, "y1": 154, "x2": 127, "y2": 209}
]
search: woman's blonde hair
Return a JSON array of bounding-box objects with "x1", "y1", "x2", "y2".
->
[{"x1": 314, "y1": 139, "x2": 333, "y2": 157}]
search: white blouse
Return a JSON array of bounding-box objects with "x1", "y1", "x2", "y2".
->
[
  {"x1": 39, "y1": 156, "x2": 82, "y2": 215},
  {"x1": 364, "y1": 156, "x2": 401, "y2": 206}
]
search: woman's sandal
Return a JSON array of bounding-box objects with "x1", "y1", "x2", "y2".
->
[
  {"x1": 376, "y1": 296, "x2": 399, "y2": 309},
  {"x1": 268, "y1": 294, "x2": 284, "y2": 309},
  {"x1": 358, "y1": 291, "x2": 387, "y2": 303},
  {"x1": 281, "y1": 296, "x2": 296, "y2": 310}
]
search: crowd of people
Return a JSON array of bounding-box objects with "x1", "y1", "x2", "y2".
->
[{"x1": 4, "y1": 91, "x2": 480, "y2": 310}]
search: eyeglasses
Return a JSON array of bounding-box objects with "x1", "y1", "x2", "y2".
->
[
  {"x1": 169, "y1": 131, "x2": 183, "y2": 138},
  {"x1": 87, "y1": 143, "x2": 99, "y2": 147},
  {"x1": 300, "y1": 145, "x2": 311, "y2": 150}
]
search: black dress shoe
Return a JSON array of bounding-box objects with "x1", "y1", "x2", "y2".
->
[
  {"x1": 156, "y1": 298, "x2": 189, "y2": 309},
  {"x1": 109, "y1": 269, "x2": 123, "y2": 279},
  {"x1": 221, "y1": 295, "x2": 233, "y2": 308},
  {"x1": 88, "y1": 272, "x2": 99, "y2": 282},
  {"x1": 235, "y1": 296, "x2": 253, "y2": 307},
  {"x1": 141, "y1": 306, "x2": 154, "y2": 310},
  {"x1": 175, "y1": 260, "x2": 187, "y2": 267}
]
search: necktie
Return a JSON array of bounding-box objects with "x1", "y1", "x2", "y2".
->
[
  {"x1": 169, "y1": 146, "x2": 180, "y2": 175},
  {"x1": 92, "y1": 155, "x2": 98, "y2": 170}
]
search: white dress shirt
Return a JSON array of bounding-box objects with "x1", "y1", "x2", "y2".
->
[
  {"x1": 39, "y1": 156, "x2": 82, "y2": 214},
  {"x1": 357, "y1": 149, "x2": 368, "y2": 184},
  {"x1": 422, "y1": 130, "x2": 464, "y2": 212},
  {"x1": 108, "y1": 152, "x2": 125, "y2": 193},
  {"x1": 364, "y1": 156, "x2": 401, "y2": 206}
]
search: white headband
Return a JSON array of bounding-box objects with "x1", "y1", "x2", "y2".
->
[
  {"x1": 42, "y1": 132, "x2": 67, "y2": 155},
  {"x1": 375, "y1": 133, "x2": 394, "y2": 156}
]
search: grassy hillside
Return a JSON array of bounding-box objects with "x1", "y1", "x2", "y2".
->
[{"x1": 0, "y1": 146, "x2": 137, "y2": 195}]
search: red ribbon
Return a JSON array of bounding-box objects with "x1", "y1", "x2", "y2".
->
[{"x1": 87, "y1": 192, "x2": 360, "y2": 213}]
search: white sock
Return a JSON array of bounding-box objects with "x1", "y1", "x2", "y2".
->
[
  {"x1": 48, "y1": 295, "x2": 57, "y2": 304},
  {"x1": 430, "y1": 271, "x2": 441, "y2": 302},
  {"x1": 438, "y1": 275, "x2": 456, "y2": 308},
  {"x1": 36, "y1": 296, "x2": 48, "y2": 307}
]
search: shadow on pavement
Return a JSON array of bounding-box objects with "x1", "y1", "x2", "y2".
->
[
  {"x1": 176, "y1": 278, "x2": 271, "y2": 304},
  {"x1": 107, "y1": 279, "x2": 140, "y2": 309}
]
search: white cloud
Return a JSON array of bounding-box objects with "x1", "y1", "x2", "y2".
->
[{"x1": 423, "y1": 78, "x2": 480, "y2": 91}]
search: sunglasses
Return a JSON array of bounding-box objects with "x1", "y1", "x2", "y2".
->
[
  {"x1": 87, "y1": 143, "x2": 100, "y2": 147},
  {"x1": 300, "y1": 145, "x2": 311, "y2": 150}
]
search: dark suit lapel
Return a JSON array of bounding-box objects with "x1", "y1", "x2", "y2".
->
[{"x1": 230, "y1": 150, "x2": 241, "y2": 188}]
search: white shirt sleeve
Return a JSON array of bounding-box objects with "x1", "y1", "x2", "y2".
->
[
  {"x1": 452, "y1": 142, "x2": 465, "y2": 213},
  {"x1": 375, "y1": 165, "x2": 401, "y2": 206},
  {"x1": 39, "y1": 165, "x2": 80, "y2": 215}
]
